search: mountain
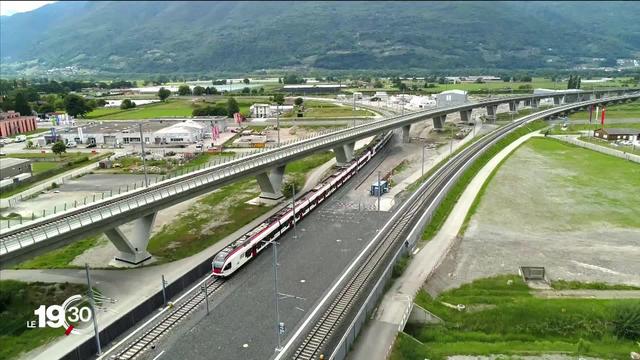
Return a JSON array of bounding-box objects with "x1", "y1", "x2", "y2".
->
[{"x1": 1, "y1": 1, "x2": 639, "y2": 74}]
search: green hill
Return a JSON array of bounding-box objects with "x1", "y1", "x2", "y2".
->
[{"x1": 1, "y1": 1, "x2": 639, "y2": 74}]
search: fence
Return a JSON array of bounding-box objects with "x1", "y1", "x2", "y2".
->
[
  {"x1": 549, "y1": 135, "x2": 640, "y2": 163},
  {"x1": 60, "y1": 254, "x2": 215, "y2": 360}
]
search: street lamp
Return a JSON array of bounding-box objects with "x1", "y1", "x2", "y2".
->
[{"x1": 139, "y1": 123, "x2": 149, "y2": 187}]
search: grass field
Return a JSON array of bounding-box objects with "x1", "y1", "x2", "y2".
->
[
  {"x1": 421, "y1": 120, "x2": 548, "y2": 241},
  {"x1": 284, "y1": 100, "x2": 372, "y2": 118},
  {"x1": 548, "y1": 121, "x2": 640, "y2": 135},
  {"x1": 525, "y1": 138, "x2": 640, "y2": 227},
  {"x1": 30, "y1": 162, "x2": 59, "y2": 174},
  {"x1": 349, "y1": 77, "x2": 634, "y2": 95},
  {"x1": 14, "y1": 237, "x2": 103, "y2": 269},
  {"x1": 85, "y1": 100, "x2": 195, "y2": 119},
  {"x1": 147, "y1": 151, "x2": 335, "y2": 262},
  {"x1": 85, "y1": 96, "x2": 274, "y2": 120},
  {"x1": 0, "y1": 280, "x2": 90, "y2": 360},
  {"x1": 570, "y1": 101, "x2": 640, "y2": 120},
  {"x1": 461, "y1": 137, "x2": 640, "y2": 237},
  {"x1": 391, "y1": 275, "x2": 640, "y2": 360},
  {"x1": 578, "y1": 135, "x2": 640, "y2": 156}
]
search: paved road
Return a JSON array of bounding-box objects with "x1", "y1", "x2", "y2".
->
[{"x1": 134, "y1": 139, "x2": 404, "y2": 360}]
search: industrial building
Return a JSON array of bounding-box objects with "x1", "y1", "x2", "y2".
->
[
  {"x1": 594, "y1": 128, "x2": 640, "y2": 141},
  {"x1": 249, "y1": 104, "x2": 294, "y2": 118},
  {"x1": 0, "y1": 111, "x2": 38, "y2": 137},
  {"x1": 436, "y1": 90, "x2": 468, "y2": 107},
  {"x1": 54, "y1": 119, "x2": 226, "y2": 147},
  {"x1": 282, "y1": 84, "x2": 348, "y2": 94},
  {"x1": 0, "y1": 158, "x2": 32, "y2": 189}
]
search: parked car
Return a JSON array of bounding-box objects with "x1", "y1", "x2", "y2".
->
[
  {"x1": 86, "y1": 143, "x2": 97, "y2": 148},
  {"x1": 66, "y1": 141, "x2": 78, "y2": 148},
  {"x1": 15, "y1": 135, "x2": 27, "y2": 142}
]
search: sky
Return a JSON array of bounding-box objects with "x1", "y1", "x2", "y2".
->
[{"x1": 0, "y1": 1, "x2": 56, "y2": 16}]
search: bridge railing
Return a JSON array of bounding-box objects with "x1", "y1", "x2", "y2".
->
[{"x1": 1, "y1": 92, "x2": 638, "y2": 256}]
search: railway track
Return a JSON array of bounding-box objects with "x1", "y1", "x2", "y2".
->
[
  {"x1": 288, "y1": 100, "x2": 611, "y2": 360},
  {"x1": 2, "y1": 93, "x2": 634, "y2": 259},
  {"x1": 110, "y1": 277, "x2": 225, "y2": 360}
]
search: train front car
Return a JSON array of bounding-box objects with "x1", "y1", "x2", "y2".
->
[
  {"x1": 211, "y1": 131, "x2": 394, "y2": 278},
  {"x1": 212, "y1": 249, "x2": 231, "y2": 276}
]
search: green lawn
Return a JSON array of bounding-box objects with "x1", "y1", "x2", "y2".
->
[
  {"x1": 85, "y1": 100, "x2": 195, "y2": 119},
  {"x1": 578, "y1": 135, "x2": 640, "y2": 156},
  {"x1": 85, "y1": 96, "x2": 275, "y2": 119},
  {"x1": 0, "y1": 280, "x2": 90, "y2": 360},
  {"x1": 570, "y1": 101, "x2": 640, "y2": 120},
  {"x1": 31, "y1": 162, "x2": 59, "y2": 174},
  {"x1": 391, "y1": 275, "x2": 640, "y2": 360},
  {"x1": 525, "y1": 138, "x2": 640, "y2": 227},
  {"x1": 147, "y1": 151, "x2": 335, "y2": 262},
  {"x1": 350, "y1": 77, "x2": 632, "y2": 95},
  {"x1": 14, "y1": 237, "x2": 103, "y2": 269},
  {"x1": 422, "y1": 120, "x2": 548, "y2": 240},
  {"x1": 284, "y1": 100, "x2": 372, "y2": 118},
  {"x1": 548, "y1": 122, "x2": 640, "y2": 135}
]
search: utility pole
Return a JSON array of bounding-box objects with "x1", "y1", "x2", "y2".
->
[
  {"x1": 421, "y1": 145, "x2": 425, "y2": 177},
  {"x1": 450, "y1": 126, "x2": 454, "y2": 154},
  {"x1": 202, "y1": 280, "x2": 210, "y2": 315},
  {"x1": 139, "y1": 123, "x2": 149, "y2": 187},
  {"x1": 377, "y1": 171, "x2": 381, "y2": 211},
  {"x1": 292, "y1": 184, "x2": 297, "y2": 239},
  {"x1": 162, "y1": 275, "x2": 167, "y2": 307},
  {"x1": 273, "y1": 240, "x2": 282, "y2": 353},
  {"x1": 276, "y1": 104, "x2": 280, "y2": 147},
  {"x1": 85, "y1": 263, "x2": 102, "y2": 355}
]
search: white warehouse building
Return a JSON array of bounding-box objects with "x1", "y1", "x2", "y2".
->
[{"x1": 436, "y1": 90, "x2": 468, "y2": 107}]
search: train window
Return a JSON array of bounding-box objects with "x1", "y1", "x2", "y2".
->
[{"x1": 224, "y1": 263, "x2": 232, "y2": 271}]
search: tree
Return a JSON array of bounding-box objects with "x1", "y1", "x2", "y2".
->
[
  {"x1": 193, "y1": 86, "x2": 205, "y2": 96},
  {"x1": 64, "y1": 94, "x2": 93, "y2": 117},
  {"x1": 177, "y1": 84, "x2": 191, "y2": 96},
  {"x1": 294, "y1": 97, "x2": 304, "y2": 106},
  {"x1": 96, "y1": 99, "x2": 107, "y2": 107},
  {"x1": 26, "y1": 140, "x2": 34, "y2": 149},
  {"x1": 227, "y1": 97, "x2": 240, "y2": 117},
  {"x1": 37, "y1": 102, "x2": 55, "y2": 114},
  {"x1": 241, "y1": 87, "x2": 251, "y2": 94},
  {"x1": 374, "y1": 80, "x2": 384, "y2": 88},
  {"x1": 158, "y1": 87, "x2": 171, "y2": 101},
  {"x1": 14, "y1": 92, "x2": 32, "y2": 116},
  {"x1": 243, "y1": 78, "x2": 250, "y2": 84},
  {"x1": 52, "y1": 141, "x2": 66, "y2": 157},
  {"x1": 272, "y1": 93, "x2": 285, "y2": 105},
  {"x1": 120, "y1": 99, "x2": 136, "y2": 109}
]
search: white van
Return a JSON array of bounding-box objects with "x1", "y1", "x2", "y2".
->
[{"x1": 15, "y1": 135, "x2": 27, "y2": 142}]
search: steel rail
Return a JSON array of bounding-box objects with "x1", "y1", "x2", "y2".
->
[
  {"x1": 1, "y1": 92, "x2": 636, "y2": 258},
  {"x1": 287, "y1": 96, "x2": 635, "y2": 360}
]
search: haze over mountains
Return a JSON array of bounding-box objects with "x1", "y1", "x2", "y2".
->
[{"x1": 1, "y1": 1, "x2": 639, "y2": 75}]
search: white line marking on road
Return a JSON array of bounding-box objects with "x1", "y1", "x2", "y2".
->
[{"x1": 151, "y1": 350, "x2": 165, "y2": 360}]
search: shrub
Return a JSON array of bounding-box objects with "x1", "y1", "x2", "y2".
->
[{"x1": 612, "y1": 303, "x2": 640, "y2": 340}]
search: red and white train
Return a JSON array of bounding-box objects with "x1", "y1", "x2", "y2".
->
[{"x1": 212, "y1": 132, "x2": 393, "y2": 277}]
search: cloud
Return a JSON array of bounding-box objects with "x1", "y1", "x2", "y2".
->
[{"x1": 0, "y1": 1, "x2": 56, "y2": 16}]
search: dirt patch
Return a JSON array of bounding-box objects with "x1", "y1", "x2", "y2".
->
[{"x1": 425, "y1": 140, "x2": 640, "y2": 296}]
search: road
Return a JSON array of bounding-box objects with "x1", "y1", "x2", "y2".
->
[{"x1": 130, "y1": 136, "x2": 402, "y2": 360}]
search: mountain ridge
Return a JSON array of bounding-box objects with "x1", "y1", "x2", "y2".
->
[{"x1": 1, "y1": 1, "x2": 639, "y2": 74}]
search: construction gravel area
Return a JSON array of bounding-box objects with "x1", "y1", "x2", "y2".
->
[{"x1": 426, "y1": 140, "x2": 640, "y2": 296}]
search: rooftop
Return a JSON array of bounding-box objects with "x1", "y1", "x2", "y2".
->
[
  {"x1": 0, "y1": 157, "x2": 31, "y2": 169},
  {"x1": 597, "y1": 128, "x2": 640, "y2": 135}
]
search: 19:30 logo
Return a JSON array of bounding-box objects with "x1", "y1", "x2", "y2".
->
[{"x1": 28, "y1": 295, "x2": 93, "y2": 335}]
